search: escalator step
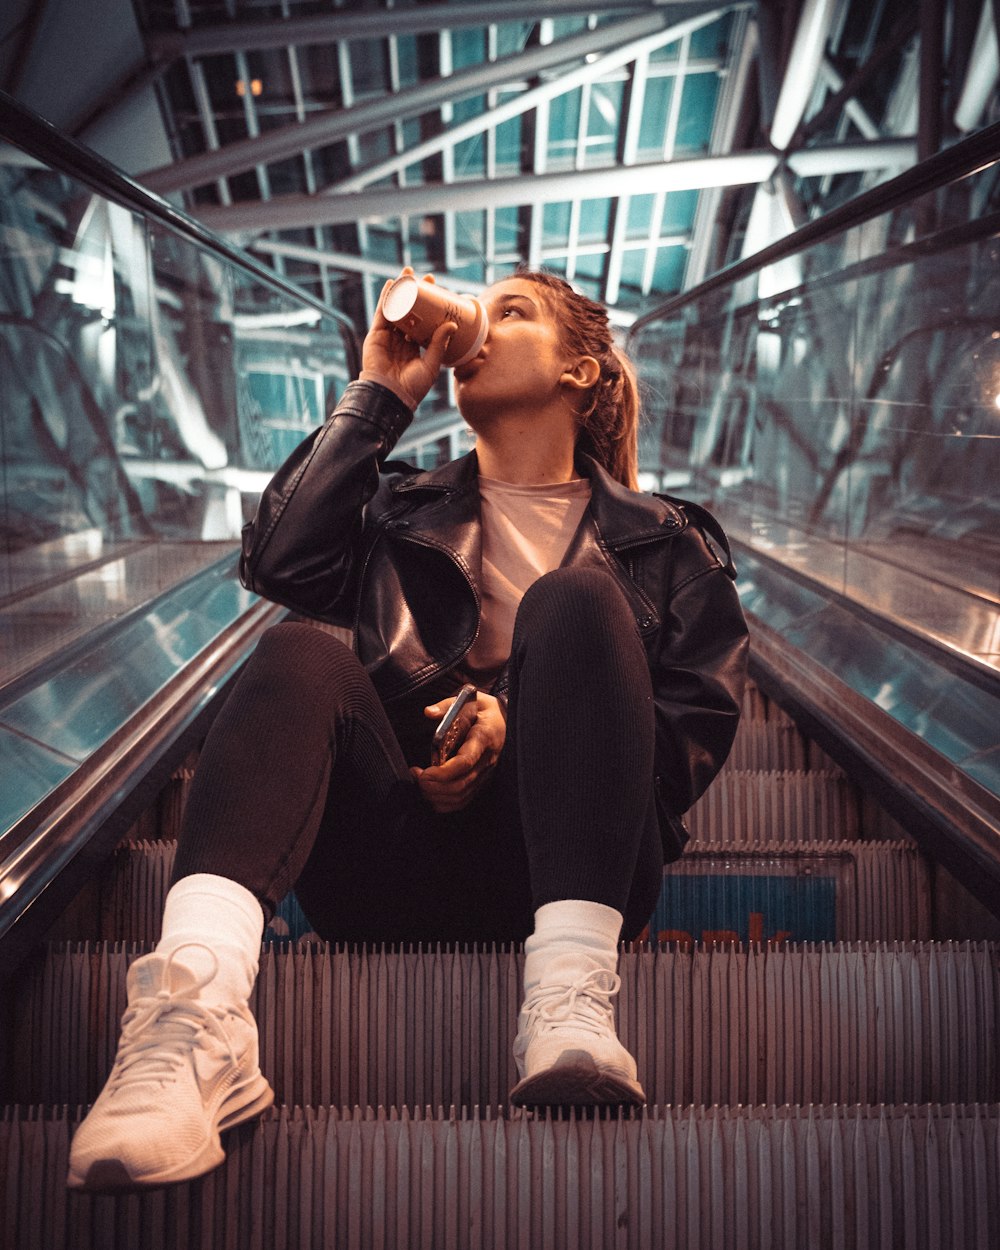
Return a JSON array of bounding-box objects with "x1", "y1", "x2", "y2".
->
[
  {"x1": 54, "y1": 837, "x2": 929, "y2": 947},
  {"x1": 2, "y1": 1103, "x2": 997, "y2": 1250},
  {"x1": 688, "y1": 770, "x2": 860, "y2": 843},
  {"x1": 724, "y1": 719, "x2": 818, "y2": 772},
  {"x1": 654, "y1": 839, "x2": 931, "y2": 944},
  {"x1": 11, "y1": 941, "x2": 998, "y2": 1111}
]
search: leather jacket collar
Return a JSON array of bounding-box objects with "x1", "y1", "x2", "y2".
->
[{"x1": 389, "y1": 448, "x2": 687, "y2": 554}]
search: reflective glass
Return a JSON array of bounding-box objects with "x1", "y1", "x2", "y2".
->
[
  {"x1": 629, "y1": 159, "x2": 1000, "y2": 671},
  {"x1": 0, "y1": 149, "x2": 353, "y2": 686},
  {"x1": 629, "y1": 154, "x2": 1000, "y2": 799}
]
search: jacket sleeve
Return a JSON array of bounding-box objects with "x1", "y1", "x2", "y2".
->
[
  {"x1": 239, "y1": 380, "x2": 413, "y2": 622},
  {"x1": 650, "y1": 519, "x2": 749, "y2": 825}
]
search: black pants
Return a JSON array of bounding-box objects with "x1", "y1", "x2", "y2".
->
[{"x1": 173, "y1": 568, "x2": 664, "y2": 945}]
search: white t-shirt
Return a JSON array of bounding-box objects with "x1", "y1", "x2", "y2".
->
[{"x1": 462, "y1": 475, "x2": 592, "y2": 685}]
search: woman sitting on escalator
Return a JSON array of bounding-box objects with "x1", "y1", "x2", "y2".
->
[{"x1": 67, "y1": 266, "x2": 748, "y2": 1190}]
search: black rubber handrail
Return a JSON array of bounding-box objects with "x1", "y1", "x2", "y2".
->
[
  {"x1": 0, "y1": 89, "x2": 362, "y2": 377},
  {"x1": 629, "y1": 119, "x2": 1000, "y2": 333}
]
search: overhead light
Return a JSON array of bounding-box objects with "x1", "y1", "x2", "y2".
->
[{"x1": 236, "y1": 79, "x2": 263, "y2": 97}]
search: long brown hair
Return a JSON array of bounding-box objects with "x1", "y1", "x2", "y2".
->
[{"x1": 515, "y1": 267, "x2": 640, "y2": 490}]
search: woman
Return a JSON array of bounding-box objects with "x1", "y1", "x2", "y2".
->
[{"x1": 68, "y1": 268, "x2": 748, "y2": 1191}]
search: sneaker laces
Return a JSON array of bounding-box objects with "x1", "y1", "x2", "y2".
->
[
  {"x1": 519, "y1": 967, "x2": 622, "y2": 1040},
  {"x1": 108, "y1": 945, "x2": 241, "y2": 1092}
]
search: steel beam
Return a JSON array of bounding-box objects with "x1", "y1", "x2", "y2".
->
[
  {"x1": 146, "y1": 1, "x2": 732, "y2": 59},
  {"x1": 795, "y1": 13, "x2": 917, "y2": 145},
  {"x1": 684, "y1": 7, "x2": 756, "y2": 289},
  {"x1": 139, "y1": 12, "x2": 669, "y2": 195},
  {"x1": 196, "y1": 140, "x2": 917, "y2": 234},
  {"x1": 954, "y1": 1, "x2": 998, "y2": 132},
  {"x1": 817, "y1": 60, "x2": 881, "y2": 140},
  {"x1": 918, "y1": 0, "x2": 946, "y2": 160},
  {"x1": 327, "y1": 6, "x2": 733, "y2": 193},
  {"x1": 769, "y1": 0, "x2": 840, "y2": 150}
]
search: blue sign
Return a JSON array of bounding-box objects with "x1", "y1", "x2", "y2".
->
[{"x1": 648, "y1": 873, "x2": 838, "y2": 946}]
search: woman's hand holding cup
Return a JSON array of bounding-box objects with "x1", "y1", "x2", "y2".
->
[{"x1": 361, "y1": 267, "x2": 457, "y2": 409}]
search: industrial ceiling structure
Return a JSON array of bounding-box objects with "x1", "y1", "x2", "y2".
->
[{"x1": 105, "y1": 0, "x2": 996, "y2": 335}]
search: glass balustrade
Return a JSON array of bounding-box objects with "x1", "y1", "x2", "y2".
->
[
  {"x1": 0, "y1": 142, "x2": 356, "y2": 688},
  {"x1": 630, "y1": 155, "x2": 1000, "y2": 675}
]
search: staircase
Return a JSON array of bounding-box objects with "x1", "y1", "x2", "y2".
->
[{"x1": 2, "y1": 685, "x2": 998, "y2": 1248}]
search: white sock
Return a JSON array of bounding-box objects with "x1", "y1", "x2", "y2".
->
[
  {"x1": 523, "y1": 899, "x2": 623, "y2": 990},
  {"x1": 150, "y1": 873, "x2": 264, "y2": 1005}
]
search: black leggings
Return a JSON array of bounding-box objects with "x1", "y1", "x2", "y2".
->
[{"x1": 173, "y1": 567, "x2": 664, "y2": 944}]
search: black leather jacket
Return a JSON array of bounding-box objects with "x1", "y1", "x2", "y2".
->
[{"x1": 241, "y1": 380, "x2": 749, "y2": 860}]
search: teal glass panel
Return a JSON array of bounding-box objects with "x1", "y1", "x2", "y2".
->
[
  {"x1": 584, "y1": 82, "x2": 623, "y2": 164},
  {"x1": 650, "y1": 39, "x2": 681, "y2": 63},
  {"x1": 543, "y1": 202, "x2": 573, "y2": 247},
  {"x1": 494, "y1": 125, "x2": 522, "y2": 172},
  {"x1": 493, "y1": 206, "x2": 521, "y2": 250},
  {"x1": 689, "y1": 14, "x2": 733, "y2": 58},
  {"x1": 455, "y1": 210, "x2": 486, "y2": 258},
  {"x1": 626, "y1": 194, "x2": 655, "y2": 239},
  {"x1": 349, "y1": 39, "x2": 388, "y2": 94},
  {"x1": 547, "y1": 90, "x2": 581, "y2": 166},
  {"x1": 662, "y1": 189, "x2": 699, "y2": 233},
  {"x1": 452, "y1": 28, "x2": 485, "y2": 69},
  {"x1": 394, "y1": 35, "x2": 419, "y2": 87},
  {"x1": 454, "y1": 134, "x2": 485, "y2": 176},
  {"x1": 618, "y1": 249, "x2": 647, "y2": 295},
  {"x1": 674, "y1": 74, "x2": 719, "y2": 154},
  {"x1": 638, "y1": 77, "x2": 673, "y2": 155},
  {"x1": 578, "y1": 197, "x2": 611, "y2": 243},
  {"x1": 574, "y1": 253, "x2": 604, "y2": 281},
  {"x1": 651, "y1": 246, "x2": 686, "y2": 294}
]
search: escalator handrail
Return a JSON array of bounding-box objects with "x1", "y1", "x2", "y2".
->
[
  {"x1": 628, "y1": 119, "x2": 1000, "y2": 334},
  {"x1": 0, "y1": 89, "x2": 361, "y2": 377}
]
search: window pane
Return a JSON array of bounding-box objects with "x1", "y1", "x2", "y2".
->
[
  {"x1": 638, "y1": 78, "x2": 673, "y2": 155},
  {"x1": 662, "y1": 189, "x2": 699, "y2": 234},
  {"x1": 674, "y1": 74, "x2": 719, "y2": 155},
  {"x1": 578, "y1": 198, "x2": 611, "y2": 244},
  {"x1": 543, "y1": 201, "x2": 572, "y2": 246}
]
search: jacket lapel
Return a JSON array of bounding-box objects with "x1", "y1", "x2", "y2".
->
[
  {"x1": 390, "y1": 451, "x2": 483, "y2": 586},
  {"x1": 576, "y1": 454, "x2": 685, "y2": 549}
]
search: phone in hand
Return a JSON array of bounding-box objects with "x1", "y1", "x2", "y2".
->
[{"x1": 431, "y1": 684, "x2": 478, "y2": 766}]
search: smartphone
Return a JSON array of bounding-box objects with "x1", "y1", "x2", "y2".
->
[{"x1": 431, "y1": 684, "x2": 478, "y2": 766}]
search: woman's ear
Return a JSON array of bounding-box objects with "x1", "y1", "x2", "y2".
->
[{"x1": 560, "y1": 355, "x2": 601, "y2": 391}]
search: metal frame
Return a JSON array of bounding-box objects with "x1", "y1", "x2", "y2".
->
[{"x1": 117, "y1": 1, "x2": 998, "y2": 322}]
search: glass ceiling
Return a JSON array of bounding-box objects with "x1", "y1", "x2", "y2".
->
[
  {"x1": 135, "y1": 2, "x2": 746, "y2": 330},
  {"x1": 124, "y1": 0, "x2": 976, "y2": 347}
]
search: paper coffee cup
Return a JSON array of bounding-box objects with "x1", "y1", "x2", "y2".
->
[{"x1": 382, "y1": 275, "x2": 488, "y2": 368}]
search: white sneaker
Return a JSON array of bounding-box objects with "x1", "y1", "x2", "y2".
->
[
  {"x1": 67, "y1": 944, "x2": 273, "y2": 1191},
  {"x1": 510, "y1": 967, "x2": 646, "y2": 1107}
]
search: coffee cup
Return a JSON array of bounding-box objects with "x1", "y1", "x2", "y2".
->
[{"x1": 382, "y1": 274, "x2": 488, "y2": 368}]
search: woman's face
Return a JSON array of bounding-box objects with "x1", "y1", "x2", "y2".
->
[{"x1": 453, "y1": 278, "x2": 574, "y2": 424}]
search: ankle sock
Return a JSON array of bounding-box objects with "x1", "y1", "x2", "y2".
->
[
  {"x1": 524, "y1": 899, "x2": 623, "y2": 987},
  {"x1": 151, "y1": 873, "x2": 265, "y2": 1005}
]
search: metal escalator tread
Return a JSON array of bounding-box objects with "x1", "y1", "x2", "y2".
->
[
  {"x1": 3, "y1": 1102, "x2": 999, "y2": 1249},
  {"x1": 4, "y1": 682, "x2": 997, "y2": 1242},
  {"x1": 59, "y1": 834, "x2": 931, "y2": 948},
  {"x1": 11, "y1": 940, "x2": 999, "y2": 1111}
]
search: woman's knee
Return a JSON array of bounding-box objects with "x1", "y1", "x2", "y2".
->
[
  {"x1": 243, "y1": 621, "x2": 366, "y2": 710},
  {"x1": 514, "y1": 567, "x2": 634, "y2": 645}
]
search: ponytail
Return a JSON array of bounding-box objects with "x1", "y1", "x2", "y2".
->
[{"x1": 575, "y1": 347, "x2": 640, "y2": 491}]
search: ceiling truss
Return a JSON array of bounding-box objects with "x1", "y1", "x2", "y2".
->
[{"x1": 126, "y1": 0, "x2": 992, "y2": 332}]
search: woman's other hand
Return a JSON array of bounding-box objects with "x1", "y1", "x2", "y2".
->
[
  {"x1": 411, "y1": 692, "x2": 507, "y2": 814},
  {"x1": 361, "y1": 267, "x2": 456, "y2": 409}
]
